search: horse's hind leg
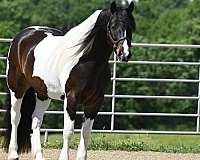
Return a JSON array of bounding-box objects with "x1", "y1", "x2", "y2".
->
[
  {"x1": 8, "y1": 75, "x2": 29, "y2": 160},
  {"x1": 31, "y1": 96, "x2": 50, "y2": 160},
  {"x1": 8, "y1": 91, "x2": 23, "y2": 160}
]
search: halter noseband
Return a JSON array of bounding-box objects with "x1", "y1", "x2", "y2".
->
[{"x1": 107, "y1": 16, "x2": 130, "y2": 45}]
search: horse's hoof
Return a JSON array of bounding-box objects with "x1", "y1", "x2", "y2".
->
[
  {"x1": 59, "y1": 155, "x2": 68, "y2": 160},
  {"x1": 76, "y1": 157, "x2": 86, "y2": 160},
  {"x1": 35, "y1": 155, "x2": 45, "y2": 160},
  {"x1": 59, "y1": 150, "x2": 69, "y2": 160},
  {"x1": 8, "y1": 157, "x2": 19, "y2": 160},
  {"x1": 8, "y1": 151, "x2": 19, "y2": 160},
  {"x1": 59, "y1": 156, "x2": 68, "y2": 160}
]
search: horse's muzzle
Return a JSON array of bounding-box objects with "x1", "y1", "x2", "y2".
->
[{"x1": 114, "y1": 44, "x2": 131, "y2": 62}]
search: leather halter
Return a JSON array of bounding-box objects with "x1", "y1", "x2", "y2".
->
[{"x1": 107, "y1": 16, "x2": 130, "y2": 45}]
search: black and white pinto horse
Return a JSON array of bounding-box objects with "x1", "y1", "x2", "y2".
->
[{"x1": 1, "y1": 2, "x2": 135, "y2": 160}]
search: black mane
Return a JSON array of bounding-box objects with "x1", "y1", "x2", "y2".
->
[
  {"x1": 76, "y1": 9, "x2": 111, "y2": 60},
  {"x1": 77, "y1": 8, "x2": 135, "y2": 62}
]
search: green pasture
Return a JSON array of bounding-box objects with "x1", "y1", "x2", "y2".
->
[{"x1": 40, "y1": 133, "x2": 200, "y2": 153}]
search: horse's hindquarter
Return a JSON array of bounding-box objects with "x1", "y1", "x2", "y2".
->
[
  {"x1": 8, "y1": 28, "x2": 65, "y2": 100},
  {"x1": 7, "y1": 28, "x2": 52, "y2": 94}
]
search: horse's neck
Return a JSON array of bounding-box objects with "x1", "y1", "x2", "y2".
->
[
  {"x1": 92, "y1": 11, "x2": 113, "y2": 63},
  {"x1": 95, "y1": 30, "x2": 112, "y2": 61},
  {"x1": 81, "y1": 29, "x2": 113, "y2": 64},
  {"x1": 80, "y1": 33, "x2": 111, "y2": 67}
]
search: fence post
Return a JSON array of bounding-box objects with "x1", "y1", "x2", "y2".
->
[
  {"x1": 111, "y1": 54, "x2": 117, "y2": 131},
  {"x1": 44, "y1": 130, "x2": 49, "y2": 147},
  {"x1": 196, "y1": 66, "x2": 200, "y2": 134}
]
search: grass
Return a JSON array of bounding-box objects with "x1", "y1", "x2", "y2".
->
[{"x1": 41, "y1": 133, "x2": 200, "y2": 153}]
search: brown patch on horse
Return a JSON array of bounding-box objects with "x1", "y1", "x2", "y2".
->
[
  {"x1": 116, "y1": 43, "x2": 124, "y2": 54},
  {"x1": 8, "y1": 29, "x2": 49, "y2": 99},
  {"x1": 65, "y1": 61, "x2": 111, "y2": 119}
]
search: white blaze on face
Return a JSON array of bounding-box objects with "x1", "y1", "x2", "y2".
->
[{"x1": 123, "y1": 30, "x2": 129, "y2": 57}]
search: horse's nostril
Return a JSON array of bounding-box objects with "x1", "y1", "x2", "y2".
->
[{"x1": 113, "y1": 47, "x2": 117, "y2": 53}]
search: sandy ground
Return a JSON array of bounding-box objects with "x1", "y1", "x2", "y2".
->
[{"x1": 1, "y1": 149, "x2": 200, "y2": 160}]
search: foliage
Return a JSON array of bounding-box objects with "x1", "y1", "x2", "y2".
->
[
  {"x1": 115, "y1": 0, "x2": 200, "y2": 131},
  {"x1": 0, "y1": 0, "x2": 200, "y2": 131}
]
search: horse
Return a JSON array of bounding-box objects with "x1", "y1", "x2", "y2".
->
[{"x1": 1, "y1": 1, "x2": 136, "y2": 160}]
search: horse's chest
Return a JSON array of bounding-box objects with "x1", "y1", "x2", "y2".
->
[{"x1": 69, "y1": 62, "x2": 111, "y2": 96}]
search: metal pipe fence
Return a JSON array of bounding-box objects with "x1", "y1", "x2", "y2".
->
[{"x1": 1, "y1": 38, "x2": 200, "y2": 143}]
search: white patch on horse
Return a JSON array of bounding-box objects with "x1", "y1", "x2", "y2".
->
[
  {"x1": 59, "y1": 98, "x2": 75, "y2": 160},
  {"x1": 8, "y1": 91, "x2": 23, "y2": 160},
  {"x1": 32, "y1": 10, "x2": 102, "y2": 100},
  {"x1": 6, "y1": 46, "x2": 11, "y2": 76},
  {"x1": 31, "y1": 97, "x2": 50, "y2": 160},
  {"x1": 77, "y1": 118, "x2": 94, "y2": 159},
  {"x1": 27, "y1": 26, "x2": 41, "y2": 30},
  {"x1": 123, "y1": 30, "x2": 129, "y2": 57},
  {"x1": 28, "y1": 26, "x2": 51, "y2": 30}
]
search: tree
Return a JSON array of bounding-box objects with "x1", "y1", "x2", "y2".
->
[{"x1": 0, "y1": 0, "x2": 200, "y2": 131}]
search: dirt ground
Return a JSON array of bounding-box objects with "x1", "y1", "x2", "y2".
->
[{"x1": 1, "y1": 149, "x2": 200, "y2": 160}]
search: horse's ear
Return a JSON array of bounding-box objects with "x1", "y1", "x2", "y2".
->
[
  {"x1": 110, "y1": 1, "x2": 117, "y2": 14},
  {"x1": 127, "y1": 1, "x2": 135, "y2": 13}
]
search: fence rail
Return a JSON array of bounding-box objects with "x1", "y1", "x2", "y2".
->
[{"x1": 1, "y1": 38, "x2": 200, "y2": 142}]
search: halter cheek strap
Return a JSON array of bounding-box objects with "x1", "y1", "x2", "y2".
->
[{"x1": 107, "y1": 16, "x2": 131, "y2": 45}]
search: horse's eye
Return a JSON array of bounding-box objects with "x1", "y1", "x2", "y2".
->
[{"x1": 111, "y1": 25, "x2": 115, "y2": 30}]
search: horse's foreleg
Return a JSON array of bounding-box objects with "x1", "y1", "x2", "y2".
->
[
  {"x1": 76, "y1": 116, "x2": 94, "y2": 160},
  {"x1": 8, "y1": 91, "x2": 23, "y2": 160},
  {"x1": 31, "y1": 97, "x2": 50, "y2": 160},
  {"x1": 59, "y1": 94, "x2": 76, "y2": 160}
]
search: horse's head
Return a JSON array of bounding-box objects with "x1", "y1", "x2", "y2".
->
[{"x1": 107, "y1": 1, "x2": 136, "y2": 62}]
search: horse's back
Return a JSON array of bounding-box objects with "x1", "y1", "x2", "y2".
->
[
  {"x1": 27, "y1": 26, "x2": 63, "y2": 36},
  {"x1": 8, "y1": 26, "x2": 63, "y2": 66}
]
